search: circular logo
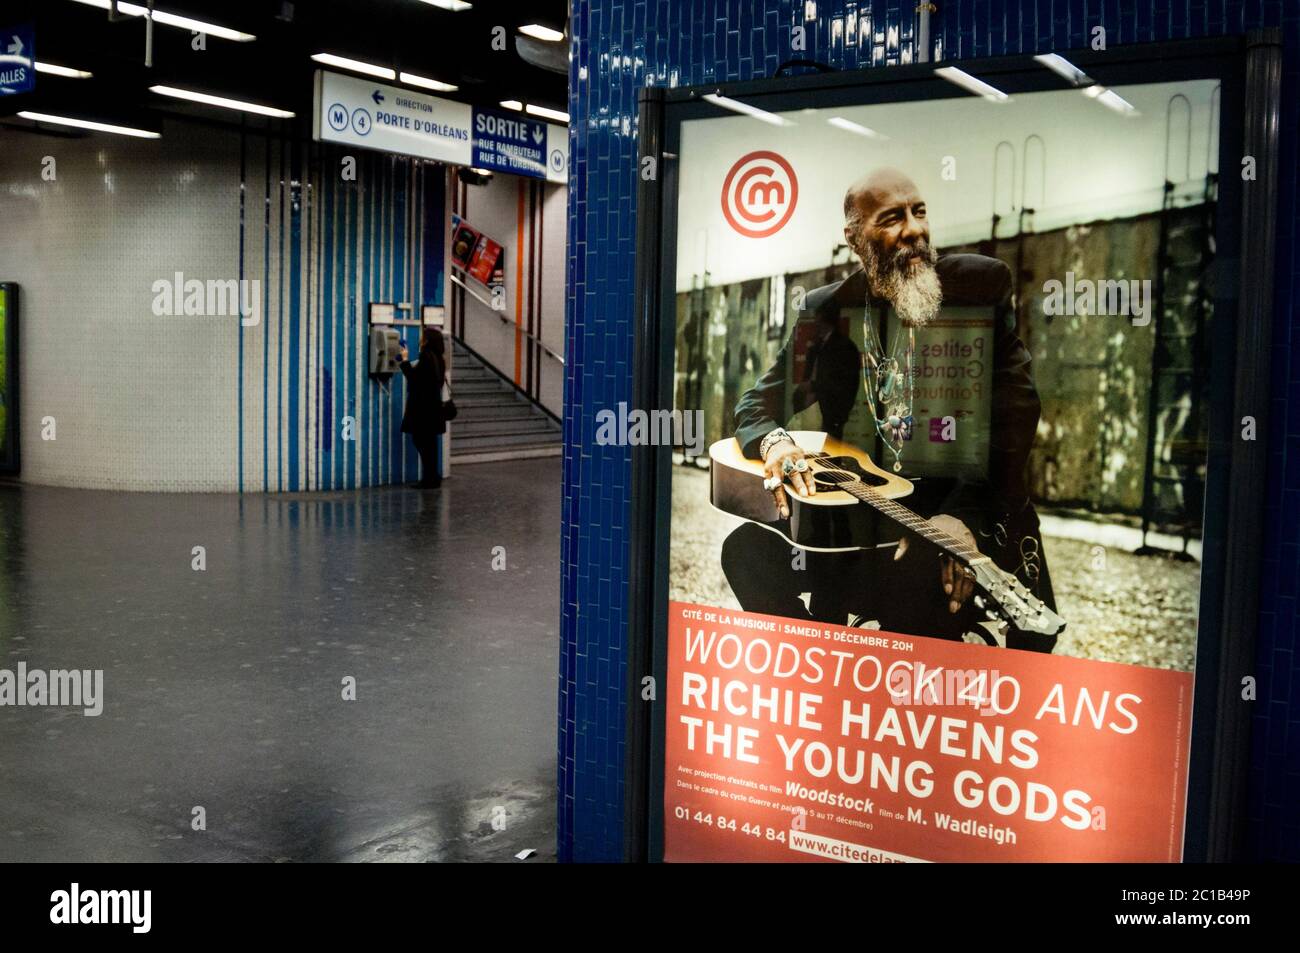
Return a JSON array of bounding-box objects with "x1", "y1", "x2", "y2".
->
[
  {"x1": 720, "y1": 150, "x2": 798, "y2": 238},
  {"x1": 549, "y1": 148, "x2": 565, "y2": 173},
  {"x1": 351, "y1": 107, "x2": 372, "y2": 136},
  {"x1": 327, "y1": 102, "x2": 348, "y2": 132}
]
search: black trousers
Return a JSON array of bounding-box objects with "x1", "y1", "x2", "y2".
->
[
  {"x1": 721, "y1": 521, "x2": 1057, "y2": 652},
  {"x1": 412, "y1": 435, "x2": 441, "y2": 486},
  {"x1": 721, "y1": 521, "x2": 976, "y2": 642}
]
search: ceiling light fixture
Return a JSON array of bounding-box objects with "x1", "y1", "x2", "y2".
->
[
  {"x1": 310, "y1": 53, "x2": 396, "y2": 80},
  {"x1": 934, "y1": 66, "x2": 1010, "y2": 102},
  {"x1": 1083, "y1": 85, "x2": 1140, "y2": 117},
  {"x1": 827, "y1": 116, "x2": 888, "y2": 139},
  {"x1": 519, "y1": 24, "x2": 565, "y2": 42},
  {"x1": 525, "y1": 103, "x2": 570, "y2": 123},
  {"x1": 499, "y1": 100, "x2": 523, "y2": 111},
  {"x1": 149, "y1": 85, "x2": 294, "y2": 118},
  {"x1": 702, "y1": 93, "x2": 789, "y2": 126},
  {"x1": 399, "y1": 72, "x2": 458, "y2": 93},
  {"x1": 17, "y1": 110, "x2": 160, "y2": 139},
  {"x1": 34, "y1": 61, "x2": 93, "y2": 79},
  {"x1": 1032, "y1": 53, "x2": 1093, "y2": 87},
  {"x1": 68, "y1": 0, "x2": 255, "y2": 42},
  {"x1": 418, "y1": 0, "x2": 473, "y2": 10}
]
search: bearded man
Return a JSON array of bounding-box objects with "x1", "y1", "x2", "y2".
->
[{"x1": 719, "y1": 167, "x2": 1057, "y2": 651}]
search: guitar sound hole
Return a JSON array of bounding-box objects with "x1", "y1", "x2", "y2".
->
[{"x1": 814, "y1": 455, "x2": 888, "y2": 489}]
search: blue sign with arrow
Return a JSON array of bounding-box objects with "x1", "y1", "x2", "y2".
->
[
  {"x1": 0, "y1": 23, "x2": 35, "y2": 96},
  {"x1": 471, "y1": 107, "x2": 549, "y2": 180}
]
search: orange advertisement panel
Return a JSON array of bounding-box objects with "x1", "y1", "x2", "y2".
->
[
  {"x1": 663, "y1": 600, "x2": 1193, "y2": 863},
  {"x1": 467, "y1": 236, "x2": 503, "y2": 286}
]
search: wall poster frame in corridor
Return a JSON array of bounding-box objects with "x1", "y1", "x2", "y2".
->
[
  {"x1": 625, "y1": 34, "x2": 1280, "y2": 863},
  {"x1": 0, "y1": 282, "x2": 18, "y2": 474}
]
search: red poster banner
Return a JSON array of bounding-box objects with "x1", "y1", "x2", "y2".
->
[
  {"x1": 664, "y1": 600, "x2": 1193, "y2": 863},
  {"x1": 467, "y1": 236, "x2": 503, "y2": 286}
]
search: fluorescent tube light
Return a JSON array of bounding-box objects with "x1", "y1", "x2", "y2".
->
[
  {"x1": 68, "y1": 0, "x2": 254, "y2": 42},
  {"x1": 1084, "y1": 86, "x2": 1139, "y2": 117},
  {"x1": 827, "y1": 116, "x2": 888, "y2": 139},
  {"x1": 310, "y1": 53, "x2": 396, "y2": 80},
  {"x1": 525, "y1": 103, "x2": 569, "y2": 123},
  {"x1": 702, "y1": 93, "x2": 788, "y2": 126},
  {"x1": 499, "y1": 100, "x2": 523, "y2": 111},
  {"x1": 35, "y1": 61, "x2": 93, "y2": 79},
  {"x1": 1032, "y1": 53, "x2": 1093, "y2": 87},
  {"x1": 519, "y1": 24, "x2": 565, "y2": 42},
  {"x1": 17, "y1": 110, "x2": 159, "y2": 139},
  {"x1": 399, "y1": 72, "x2": 458, "y2": 93},
  {"x1": 149, "y1": 85, "x2": 294, "y2": 118},
  {"x1": 934, "y1": 66, "x2": 1010, "y2": 102},
  {"x1": 418, "y1": 0, "x2": 473, "y2": 10}
]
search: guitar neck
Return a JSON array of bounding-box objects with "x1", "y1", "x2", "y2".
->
[{"x1": 838, "y1": 480, "x2": 983, "y2": 563}]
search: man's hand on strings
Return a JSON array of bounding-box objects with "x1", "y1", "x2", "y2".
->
[{"x1": 894, "y1": 513, "x2": 978, "y2": 614}]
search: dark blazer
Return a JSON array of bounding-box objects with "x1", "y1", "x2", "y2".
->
[
  {"x1": 733, "y1": 253, "x2": 1055, "y2": 612},
  {"x1": 734, "y1": 253, "x2": 1040, "y2": 506},
  {"x1": 399, "y1": 352, "x2": 447, "y2": 439}
]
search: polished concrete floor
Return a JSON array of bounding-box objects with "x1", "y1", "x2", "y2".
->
[{"x1": 0, "y1": 461, "x2": 560, "y2": 862}]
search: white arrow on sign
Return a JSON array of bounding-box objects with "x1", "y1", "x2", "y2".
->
[
  {"x1": 532, "y1": 127, "x2": 544, "y2": 144},
  {"x1": 6, "y1": 35, "x2": 23, "y2": 56}
]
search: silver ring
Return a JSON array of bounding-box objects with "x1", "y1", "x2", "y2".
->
[
  {"x1": 793, "y1": 459, "x2": 810, "y2": 473},
  {"x1": 763, "y1": 475, "x2": 782, "y2": 492},
  {"x1": 781, "y1": 457, "x2": 796, "y2": 476}
]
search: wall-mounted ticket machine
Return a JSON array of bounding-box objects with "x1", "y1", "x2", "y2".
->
[
  {"x1": 368, "y1": 302, "x2": 410, "y2": 382},
  {"x1": 368, "y1": 325, "x2": 402, "y2": 381}
]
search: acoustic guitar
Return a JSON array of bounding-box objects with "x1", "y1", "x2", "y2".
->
[{"x1": 708, "y1": 431, "x2": 1066, "y2": 641}]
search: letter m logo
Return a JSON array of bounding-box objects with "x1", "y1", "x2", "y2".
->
[
  {"x1": 907, "y1": 807, "x2": 924, "y2": 824},
  {"x1": 747, "y1": 179, "x2": 785, "y2": 208}
]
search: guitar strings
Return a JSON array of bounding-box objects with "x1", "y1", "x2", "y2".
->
[
  {"x1": 783, "y1": 451, "x2": 1052, "y2": 625},
  {"x1": 798, "y1": 451, "x2": 983, "y2": 561}
]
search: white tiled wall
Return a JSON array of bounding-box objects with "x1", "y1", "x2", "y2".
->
[{"x1": 1, "y1": 121, "x2": 248, "y2": 490}]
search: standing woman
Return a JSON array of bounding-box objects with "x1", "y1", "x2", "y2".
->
[{"x1": 398, "y1": 327, "x2": 448, "y2": 488}]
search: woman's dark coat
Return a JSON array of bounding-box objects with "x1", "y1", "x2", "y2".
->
[{"x1": 399, "y1": 351, "x2": 447, "y2": 438}]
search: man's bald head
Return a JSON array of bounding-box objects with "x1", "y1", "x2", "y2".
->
[
  {"x1": 843, "y1": 168, "x2": 924, "y2": 236},
  {"x1": 842, "y1": 167, "x2": 941, "y2": 324}
]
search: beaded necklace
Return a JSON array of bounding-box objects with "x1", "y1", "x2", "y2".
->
[{"x1": 861, "y1": 299, "x2": 916, "y2": 473}]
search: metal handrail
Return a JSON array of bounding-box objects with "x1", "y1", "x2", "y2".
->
[{"x1": 448, "y1": 272, "x2": 565, "y2": 365}]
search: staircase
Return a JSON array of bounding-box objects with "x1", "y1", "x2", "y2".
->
[{"x1": 449, "y1": 345, "x2": 562, "y2": 463}]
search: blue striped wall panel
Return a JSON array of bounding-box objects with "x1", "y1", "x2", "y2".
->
[
  {"x1": 560, "y1": 0, "x2": 1300, "y2": 862},
  {"x1": 232, "y1": 144, "x2": 445, "y2": 492}
]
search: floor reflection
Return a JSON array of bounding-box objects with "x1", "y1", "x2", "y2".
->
[{"x1": 0, "y1": 460, "x2": 560, "y2": 862}]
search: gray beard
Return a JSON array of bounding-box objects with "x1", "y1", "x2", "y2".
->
[{"x1": 862, "y1": 243, "x2": 943, "y2": 326}]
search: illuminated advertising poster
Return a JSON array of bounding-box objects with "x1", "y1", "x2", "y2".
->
[
  {"x1": 642, "y1": 57, "x2": 1257, "y2": 863},
  {"x1": 450, "y1": 213, "x2": 505, "y2": 291}
]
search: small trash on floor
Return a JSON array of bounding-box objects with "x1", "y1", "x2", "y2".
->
[{"x1": 515, "y1": 848, "x2": 536, "y2": 861}]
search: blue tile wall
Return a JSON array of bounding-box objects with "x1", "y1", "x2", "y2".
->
[{"x1": 561, "y1": 0, "x2": 1300, "y2": 862}]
